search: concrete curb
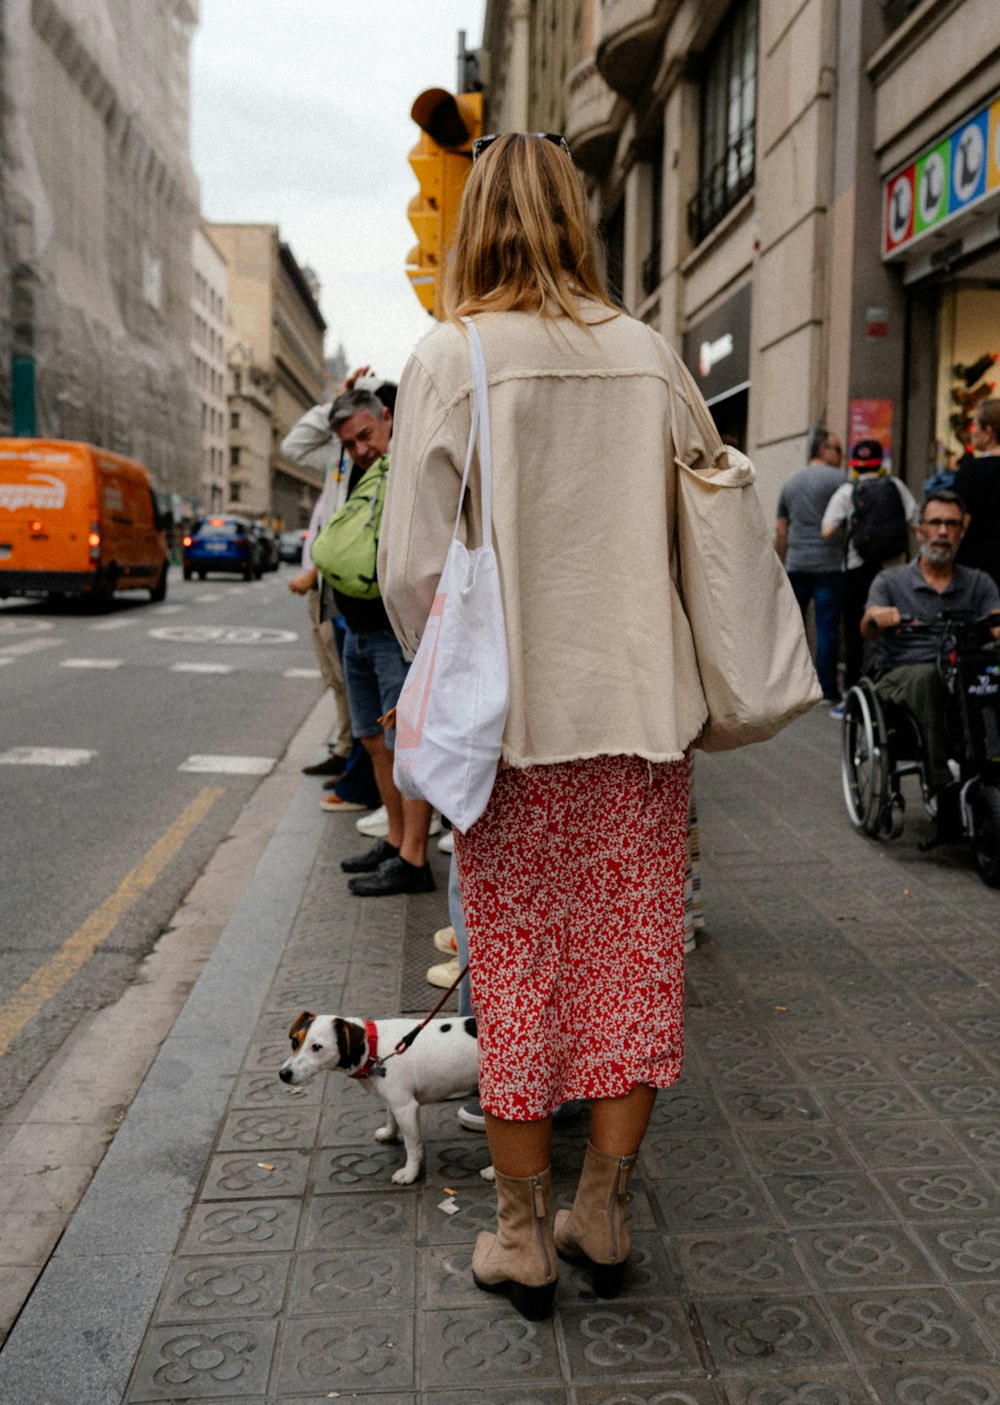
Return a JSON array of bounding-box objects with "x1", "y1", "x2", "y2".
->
[{"x1": 0, "y1": 716, "x2": 333, "y2": 1405}]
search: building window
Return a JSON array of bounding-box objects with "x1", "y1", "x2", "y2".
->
[
  {"x1": 230, "y1": 446, "x2": 241, "y2": 467},
  {"x1": 603, "y1": 202, "x2": 625, "y2": 308},
  {"x1": 233, "y1": 369, "x2": 241, "y2": 395},
  {"x1": 231, "y1": 411, "x2": 240, "y2": 430},
  {"x1": 881, "y1": 0, "x2": 923, "y2": 29},
  {"x1": 229, "y1": 481, "x2": 241, "y2": 502},
  {"x1": 641, "y1": 133, "x2": 665, "y2": 300},
  {"x1": 690, "y1": 0, "x2": 758, "y2": 246}
]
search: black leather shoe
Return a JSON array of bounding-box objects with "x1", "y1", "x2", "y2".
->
[
  {"x1": 340, "y1": 838, "x2": 398, "y2": 874},
  {"x1": 302, "y1": 753, "x2": 347, "y2": 777},
  {"x1": 348, "y1": 856, "x2": 436, "y2": 896}
]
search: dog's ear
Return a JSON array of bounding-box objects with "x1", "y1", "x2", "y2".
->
[
  {"x1": 334, "y1": 1018, "x2": 367, "y2": 1070},
  {"x1": 288, "y1": 1011, "x2": 315, "y2": 1051}
]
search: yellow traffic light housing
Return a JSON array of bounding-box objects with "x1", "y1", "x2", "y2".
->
[{"x1": 406, "y1": 88, "x2": 482, "y2": 320}]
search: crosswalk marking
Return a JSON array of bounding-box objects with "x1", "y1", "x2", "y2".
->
[
  {"x1": 178, "y1": 754, "x2": 275, "y2": 775},
  {"x1": 0, "y1": 657, "x2": 13, "y2": 667},
  {"x1": 0, "y1": 746, "x2": 96, "y2": 767},
  {"x1": 171, "y1": 662, "x2": 234, "y2": 674},
  {"x1": 283, "y1": 667, "x2": 322, "y2": 679},
  {"x1": 88, "y1": 618, "x2": 136, "y2": 632},
  {"x1": 61, "y1": 658, "x2": 123, "y2": 670},
  {"x1": 155, "y1": 604, "x2": 184, "y2": 615},
  {"x1": 0, "y1": 637, "x2": 64, "y2": 657}
]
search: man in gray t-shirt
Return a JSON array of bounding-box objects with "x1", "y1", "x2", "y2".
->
[
  {"x1": 863, "y1": 491, "x2": 1000, "y2": 795},
  {"x1": 775, "y1": 427, "x2": 846, "y2": 703}
]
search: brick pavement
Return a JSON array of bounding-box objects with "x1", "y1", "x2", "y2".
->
[{"x1": 6, "y1": 704, "x2": 1000, "y2": 1403}]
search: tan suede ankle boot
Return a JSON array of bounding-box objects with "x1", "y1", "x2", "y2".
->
[
  {"x1": 472, "y1": 1168, "x2": 557, "y2": 1320},
  {"x1": 554, "y1": 1142, "x2": 637, "y2": 1298}
]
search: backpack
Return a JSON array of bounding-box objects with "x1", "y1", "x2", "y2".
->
[
  {"x1": 310, "y1": 455, "x2": 388, "y2": 599},
  {"x1": 849, "y1": 476, "x2": 908, "y2": 563}
]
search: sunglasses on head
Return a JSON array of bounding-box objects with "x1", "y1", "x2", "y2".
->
[{"x1": 472, "y1": 132, "x2": 572, "y2": 162}]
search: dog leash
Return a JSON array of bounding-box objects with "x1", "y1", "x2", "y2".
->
[{"x1": 368, "y1": 963, "x2": 470, "y2": 1076}]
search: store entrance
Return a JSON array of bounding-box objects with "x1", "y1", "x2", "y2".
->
[
  {"x1": 707, "y1": 386, "x2": 749, "y2": 454},
  {"x1": 905, "y1": 241, "x2": 1000, "y2": 491}
]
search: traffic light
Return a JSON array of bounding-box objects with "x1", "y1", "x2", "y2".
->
[{"x1": 406, "y1": 88, "x2": 482, "y2": 320}]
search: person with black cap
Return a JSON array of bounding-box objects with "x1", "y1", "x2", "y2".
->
[{"x1": 821, "y1": 438, "x2": 918, "y2": 707}]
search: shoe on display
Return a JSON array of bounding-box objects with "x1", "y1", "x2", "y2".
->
[
  {"x1": 356, "y1": 805, "x2": 389, "y2": 837},
  {"x1": 348, "y1": 856, "x2": 436, "y2": 897},
  {"x1": 458, "y1": 1098, "x2": 486, "y2": 1132},
  {"x1": 302, "y1": 752, "x2": 347, "y2": 777},
  {"x1": 426, "y1": 956, "x2": 461, "y2": 988},
  {"x1": 437, "y1": 830, "x2": 455, "y2": 854},
  {"x1": 341, "y1": 838, "x2": 399, "y2": 874},
  {"x1": 433, "y1": 925, "x2": 457, "y2": 954},
  {"x1": 320, "y1": 794, "x2": 368, "y2": 813}
]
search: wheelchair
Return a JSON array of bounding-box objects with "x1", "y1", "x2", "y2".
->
[{"x1": 840, "y1": 612, "x2": 1000, "y2": 887}]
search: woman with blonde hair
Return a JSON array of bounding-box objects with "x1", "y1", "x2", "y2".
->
[{"x1": 381, "y1": 133, "x2": 725, "y2": 1320}]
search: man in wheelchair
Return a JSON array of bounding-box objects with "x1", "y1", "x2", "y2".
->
[{"x1": 861, "y1": 490, "x2": 1000, "y2": 811}]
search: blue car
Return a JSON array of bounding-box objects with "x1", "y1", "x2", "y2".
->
[{"x1": 182, "y1": 516, "x2": 262, "y2": 581}]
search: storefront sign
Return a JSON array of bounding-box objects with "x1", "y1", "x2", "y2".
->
[
  {"x1": 866, "y1": 306, "x2": 889, "y2": 339},
  {"x1": 884, "y1": 92, "x2": 1000, "y2": 258},
  {"x1": 849, "y1": 398, "x2": 894, "y2": 472},
  {"x1": 682, "y1": 282, "x2": 751, "y2": 407}
]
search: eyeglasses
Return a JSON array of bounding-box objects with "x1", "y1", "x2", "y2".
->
[
  {"x1": 824, "y1": 442, "x2": 843, "y2": 455},
  {"x1": 472, "y1": 132, "x2": 572, "y2": 162},
  {"x1": 923, "y1": 517, "x2": 963, "y2": 530}
]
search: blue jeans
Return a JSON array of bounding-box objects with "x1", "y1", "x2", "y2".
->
[
  {"x1": 342, "y1": 627, "x2": 409, "y2": 750},
  {"x1": 788, "y1": 570, "x2": 842, "y2": 700},
  {"x1": 330, "y1": 618, "x2": 380, "y2": 808},
  {"x1": 449, "y1": 852, "x2": 473, "y2": 1018}
]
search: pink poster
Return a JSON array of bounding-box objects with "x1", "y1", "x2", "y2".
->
[{"x1": 848, "y1": 399, "x2": 894, "y2": 472}]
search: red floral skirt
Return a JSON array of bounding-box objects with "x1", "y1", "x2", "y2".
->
[{"x1": 454, "y1": 753, "x2": 689, "y2": 1121}]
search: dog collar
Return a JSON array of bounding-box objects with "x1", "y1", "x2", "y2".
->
[{"x1": 350, "y1": 1019, "x2": 380, "y2": 1079}]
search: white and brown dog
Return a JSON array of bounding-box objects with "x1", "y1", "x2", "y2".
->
[{"x1": 280, "y1": 1011, "x2": 481, "y2": 1185}]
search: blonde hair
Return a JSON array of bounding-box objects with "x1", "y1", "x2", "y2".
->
[{"x1": 445, "y1": 133, "x2": 618, "y2": 327}]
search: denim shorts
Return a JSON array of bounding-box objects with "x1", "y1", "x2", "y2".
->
[{"x1": 342, "y1": 628, "x2": 409, "y2": 750}]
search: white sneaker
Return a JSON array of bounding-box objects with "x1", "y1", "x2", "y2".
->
[
  {"x1": 437, "y1": 829, "x2": 454, "y2": 854},
  {"x1": 356, "y1": 805, "x2": 389, "y2": 837},
  {"x1": 355, "y1": 806, "x2": 443, "y2": 838},
  {"x1": 433, "y1": 925, "x2": 457, "y2": 954},
  {"x1": 426, "y1": 956, "x2": 460, "y2": 988}
]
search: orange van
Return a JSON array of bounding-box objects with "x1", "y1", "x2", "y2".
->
[{"x1": 0, "y1": 439, "x2": 169, "y2": 603}]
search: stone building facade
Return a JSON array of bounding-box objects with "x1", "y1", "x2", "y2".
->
[
  {"x1": 481, "y1": 0, "x2": 1000, "y2": 514},
  {"x1": 0, "y1": 0, "x2": 201, "y2": 500},
  {"x1": 191, "y1": 224, "x2": 229, "y2": 513},
  {"x1": 205, "y1": 224, "x2": 327, "y2": 528}
]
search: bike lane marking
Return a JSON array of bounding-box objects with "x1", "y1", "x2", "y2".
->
[{"x1": 0, "y1": 785, "x2": 226, "y2": 1058}]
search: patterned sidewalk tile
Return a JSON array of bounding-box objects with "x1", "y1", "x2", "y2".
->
[{"x1": 128, "y1": 1320, "x2": 278, "y2": 1400}]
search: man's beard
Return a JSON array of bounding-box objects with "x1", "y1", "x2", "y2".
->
[{"x1": 919, "y1": 540, "x2": 956, "y2": 566}]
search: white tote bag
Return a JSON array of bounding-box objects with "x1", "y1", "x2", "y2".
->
[{"x1": 392, "y1": 319, "x2": 509, "y2": 833}]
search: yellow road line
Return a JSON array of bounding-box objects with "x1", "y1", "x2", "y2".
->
[{"x1": 0, "y1": 786, "x2": 226, "y2": 1058}]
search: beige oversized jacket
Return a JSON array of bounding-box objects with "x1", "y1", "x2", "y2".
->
[{"x1": 379, "y1": 302, "x2": 717, "y2": 768}]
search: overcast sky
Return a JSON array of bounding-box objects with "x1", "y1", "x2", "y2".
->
[{"x1": 191, "y1": 1, "x2": 486, "y2": 386}]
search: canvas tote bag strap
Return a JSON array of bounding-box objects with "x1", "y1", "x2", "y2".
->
[{"x1": 458, "y1": 317, "x2": 494, "y2": 549}]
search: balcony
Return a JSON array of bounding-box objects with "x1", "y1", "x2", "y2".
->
[
  {"x1": 596, "y1": 0, "x2": 669, "y2": 98},
  {"x1": 565, "y1": 58, "x2": 623, "y2": 178}
]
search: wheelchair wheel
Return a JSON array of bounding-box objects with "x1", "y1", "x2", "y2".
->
[
  {"x1": 972, "y1": 785, "x2": 1000, "y2": 888},
  {"x1": 840, "y1": 682, "x2": 890, "y2": 837}
]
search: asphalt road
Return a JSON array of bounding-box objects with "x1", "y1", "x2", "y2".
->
[{"x1": 0, "y1": 564, "x2": 326, "y2": 1117}]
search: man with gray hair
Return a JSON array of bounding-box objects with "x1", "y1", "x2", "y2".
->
[
  {"x1": 774, "y1": 425, "x2": 846, "y2": 707},
  {"x1": 325, "y1": 387, "x2": 435, "y2": 896}
]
